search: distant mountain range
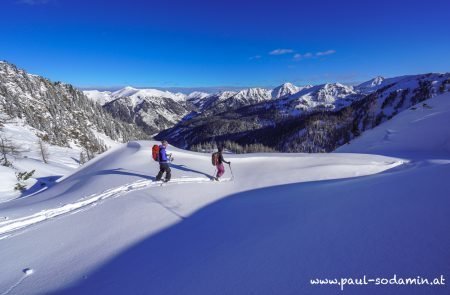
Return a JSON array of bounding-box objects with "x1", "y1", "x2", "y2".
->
[
  {"x1": 1, "y1": 60, "x2": 448, "y2": 155},
  {"x1": 154, "y1": 73, "x2": 450, "y2": 152}
]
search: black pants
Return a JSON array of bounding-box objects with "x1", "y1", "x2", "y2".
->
[{"x1": 156, "y1": 162, "x2": 171, "y2": 181}]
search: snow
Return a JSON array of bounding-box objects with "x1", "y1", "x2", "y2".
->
[
  {"x1": 0, "y1": 136, "x2": 421, "y2": 294},
  {"x1": 337, "y1": 92, "x2": 450, "y2": 157},
  {"x1": 187, "y1": 91, "x2": 210, "y2": 100},
  {"x1": 91, "y1": 129, "x2": 121, "y2": 149},
  {"x1": 0, "y1": 118, "x2": 115, "y2": 202},
  {"x1": 0, "y1": 166, "x2": 18, "y2": 201},
  {"x1": 0, "y1": 95, "x2": 449, "y2": 294},
  {"x1": 111, "y1": 86, "x2": 187, "y2": 103},
  {"x1": 232, "y1": 88, "x2": 272, "y2": 103},
  {"x1": 83, "y1": 90, "x2": 113, "y2": 106},
  {"x1": 285, "y1": 82, "x2": 358, "y2": 111},
  {"x1": 356, "y1": 76, "x2": 385, "y2": 93},
  {"x1": 271, "y1": 82, "x2": 300, "y2": 98}
]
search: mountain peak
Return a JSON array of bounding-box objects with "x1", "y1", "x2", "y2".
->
[
  {"x1": 365, "y1": 76, "x2": 385, "y2": 87},
  {"x1": 271, "y1": 82, "x2": 301, "y2": 99},
  {"x1": 356, "y1": 76, "x2": 386, "y2": 93}
]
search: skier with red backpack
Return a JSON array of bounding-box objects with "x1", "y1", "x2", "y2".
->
[
  {"x1": 152, "y1": 140, "x2": 172, "y2": 182},
  {"x1": 212, "y1": 146, "x2": 231, "y2": 181}
]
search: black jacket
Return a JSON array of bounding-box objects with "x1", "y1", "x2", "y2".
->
[{"x1": 218, "y1": 152, "x2": 230, "y2": 165}]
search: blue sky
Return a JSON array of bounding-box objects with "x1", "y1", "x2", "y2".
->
[{"x1": 1, "y1": 0, "x2": 449, "y2": 89}]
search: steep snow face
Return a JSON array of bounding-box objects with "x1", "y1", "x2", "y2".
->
[
  {"x1": 337, "y1": 92, "x2": 450, "y2": 157},
  {"x1": 83, "y1": 90, "x2": 113, "y2": 105}
]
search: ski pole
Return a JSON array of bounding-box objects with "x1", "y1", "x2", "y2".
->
[
  {"x1": 212, "y1": 167, "x2": 217, "y2": 180},
  {"x1": 228, "y1": 163, "x2": 233, "y2": 180}
]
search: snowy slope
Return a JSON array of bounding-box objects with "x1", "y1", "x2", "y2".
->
[
  {"x1": 337, "y1": 92, "x2": 450, "y2": 157},
  {"x1": 0, "y1": 139, "x2": 418, "y2": 294},
  {"x1": 0, "y1": 138, "x2": 448, "y2": 294},
  {"x1": 0, "y1": 118, "x2": 93, "y2": 202}
]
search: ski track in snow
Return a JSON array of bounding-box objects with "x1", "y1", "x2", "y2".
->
[
  {"x1": 0, "y1": 177, "x2": 225, "y2": 239},
  {"x1": 1, "y1": 268, "x2": 34, "y2": 295}
]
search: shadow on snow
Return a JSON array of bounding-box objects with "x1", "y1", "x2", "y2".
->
[{"x1": 50, "y1": 162, "x2": 450, "y2": 295}]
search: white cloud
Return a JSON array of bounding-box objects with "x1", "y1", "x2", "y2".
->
[
  {"x1": 249, "y1": 55, "x2": 262, "y2": 60},
  {"x1": 293, "y1": 50, "x2": 336, "y2": 61},
  {"x1": 269, "y1": 49, "x2": 294, "y2": 55},
  {"x1": 293, "y1": 52, "x2": 313, "y2": 61},
  {"x1": 316, "y1": 49, "x2": 336, "y2": 56}
]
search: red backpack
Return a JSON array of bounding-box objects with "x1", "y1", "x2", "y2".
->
[
  {"x1": 152, "y1": 145, "x2": 160, "y2": 161},
  {"x1": 211, "y1": 152, "x2": 219, "y2": 166}
]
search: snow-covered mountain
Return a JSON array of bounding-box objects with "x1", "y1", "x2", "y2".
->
[
  {"x1": 0, "y1": 61, "x2": 147, "y2": 152},
  {"x1": 284, "y1": 82, "x2": 359, "y2": 112},
  {"x1": 271, "y1": 82, "x2": 310, "y2": 98},
  {"x1": 82, "y1": 74, "x2": 450, "y2": 153},
  {"x1": 110, "y1": 86, "x2": 187, "y2": 102},
  {"x1": 186, "y1": 91, "x2": 210, "y2": 103},
  {"x1": 190, "y1": 83, "x2": 307, "y2": 114},
  {"x1": 355, "y1": 76, "x2": 385, "y2": 93},
  {"x1": 158, "y1": 73, "x2": 450, "y2": 151},
  {"x1": 188, "y1": 90, "x2": 237, "y2": 111},
  {"x1": 84, "y1": 87, "x2": 188, "y2": 106},
  {"x1": 99, "y1": 86, "x2": 192, "y2": 135},
  {"x1": 210, "y1": 88, "x2": 272, "y2": 112},
  {"x1": 83, "y1": 90, "x2": 114, "y2": 105}
]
